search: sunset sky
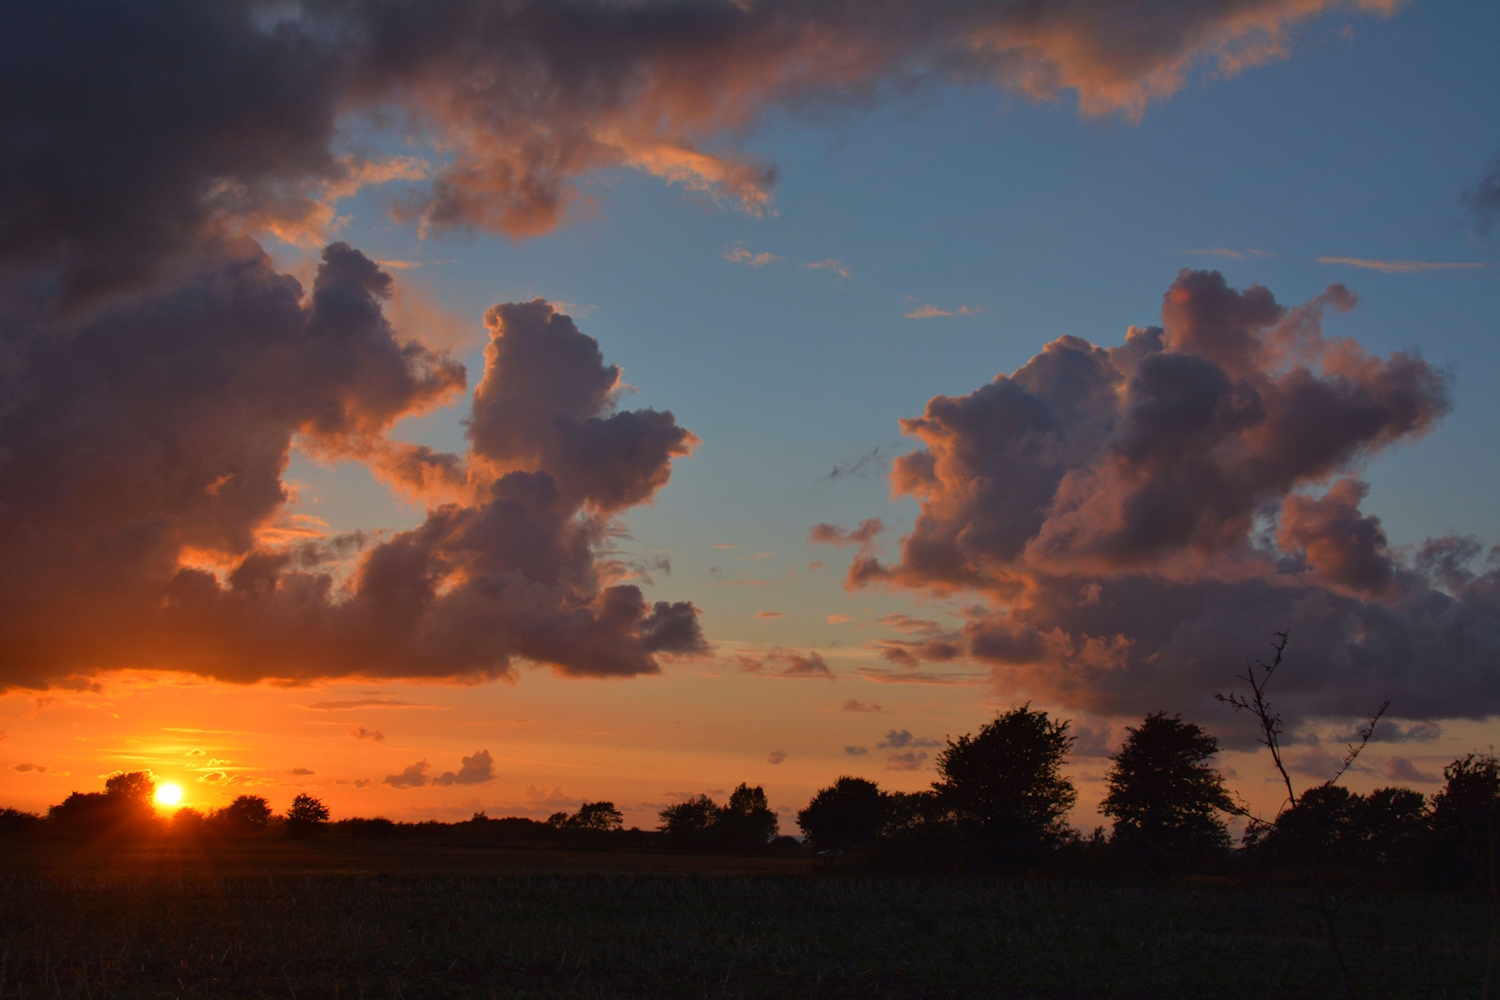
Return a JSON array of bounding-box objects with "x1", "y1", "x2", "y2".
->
[{"x1": 2, "y1": 0, "x2": 1497, "y2": 831}]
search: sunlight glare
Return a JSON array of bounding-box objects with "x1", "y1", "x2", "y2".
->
[{"x1": 155, "y1": 783, "x2": 183, "y2": 807}]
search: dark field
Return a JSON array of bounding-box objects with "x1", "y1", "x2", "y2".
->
[{"x1": 0, "y1": 841, "x2": 1485, "y2": 999}]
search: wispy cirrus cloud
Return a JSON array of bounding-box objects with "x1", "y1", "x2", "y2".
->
[
  {"x1": 1186, "y1": 247, "x2": 1275, "y2": 260},
  {"x1": 904, "y1": 303, "x2": 981, "y2": 319},
  {"x1": 1317, "y1": 256, "x2": 1487, "y2": 273}
]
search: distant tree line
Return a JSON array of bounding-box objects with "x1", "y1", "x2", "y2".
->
[
  {"x1": 795, "y1": 705, "x2": 1498, "y2": 894},
  {"x1": 2, "y1": 707, "x2": 1494, "y2": 893}
]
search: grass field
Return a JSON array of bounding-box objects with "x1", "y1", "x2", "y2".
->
[{"x1": 0, "y1": 840, "x2": 1486, "y2": 999}]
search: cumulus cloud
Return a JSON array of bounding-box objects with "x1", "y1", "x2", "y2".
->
[
  {"x1": 845, "y1": 745, "x2": 870, "y2": 755},
  {"x1": 0, "y1": 261, "x2": 705, "y2": 689},
  {"x1": 877, "y1": 729, "x2": 942, "y2": 750},
  {"x1": 432, "y1": 749, "x2": 496, "y2": 787},
  {"x1": 384, "y1": 761, "x2": 430, "y2": 789},
  {"x1": 348, "y1": 727, "x2": 386, "y2": 742},
  {"x1": 0, "y1": 0, "x2": 1409, "y2": 692},
  {"x1": 289, "y1": 768, "x2": 314, "y2": 776},
  {"x1": 12, "y1": 763, "x2": 46, "y2": 773},
  {"x1": 767, "y1": 750, "x2": 787, "y2": 765},
  {"x1": 841, "y1": 699, "x2": 883, "y2": 712},
  {"x1": 845, "y1": 269, "x2": 1497, "y2": 726}
]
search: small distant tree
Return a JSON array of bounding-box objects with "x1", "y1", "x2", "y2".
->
[
  {"x1": 548, "y1": 801, "x2": 623, "y2": 832},
  {"x1": 577, "y1": 802, "x2": 624, "y2": 831},
  {"x1": 935, "y1": 705, "x2": 1077, "y2": 864},
  {"x1": 798, "y1": 777, "x2": 888, "y2": 851},
  {"x1": 716, "y1": 784, "x2": 779, "y2": 848},
  {"x1": 285, "y1": 794, "x2": 329, "y2": 837},
  {"x1": 1101, "y1": 712, "x2": 1233, "y2": 865},
  {"x1": 220, "y1": 794, "x2": 273, "y2": 829}
]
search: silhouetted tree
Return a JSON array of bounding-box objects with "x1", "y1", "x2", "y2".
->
[
  {"x1": 798, "y1": 777, "x2": 888, "y2": 851},
  {"x1": 1357, "y1": 787, "x2": 1429, "y2": 867},
  {"x1": 47, "y1": 770, "x2": 158, "y2": 834},
  {"x1": 286, "y1": 793, "x2": 329, "y2": 837},
  {"x1": 1428, "y1": 752, "x2": 1500, "y2": 892},
  {"x1": 1101, "y1": 712, "x2": 1233, "y2": 868},
  {"x1": 658, "y1": 794, "x2": 718, "y2": 843},
  {"x1": 548, "y1": 801, "x2": 624, "y2": 832},
  {"x1": 935, "y1": 705, "x2": 1076, "y2": 865},
  {"x1": 217, "y1": 794, "x2": 273, "y2": 830},
  {"x1": 716, "y1": 784, "x2": 778, "y2": 848}
]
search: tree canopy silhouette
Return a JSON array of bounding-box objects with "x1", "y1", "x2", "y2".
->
[
  {"x1": 658, "y1": 785, "x2": 777, "y2": 849},
  {"x1": 1101, "y1": 712, "x2": 1233, "y2": 864},
  {"x1": 797, "y1": 777, "x2": 888, "y2": 852},
  {"x1": 286, "y1": 794, "x2": 329, "y2": 837},
  {"x1": 548, "y1": 801, "x2": 624, "y2": 832},
  {"x1": 935, "y1": 705, "x2": 1076, "y2": 864}
]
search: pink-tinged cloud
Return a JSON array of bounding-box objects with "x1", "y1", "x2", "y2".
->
[
  {"x1": 809, "y1": 519, "x2": 885, "y2": 550},
  {"x1": 755, "y1": 611, "x2": 785, "y2": 620},
  {"x1": 735, "y1": 649, "x2": 836, "y2": 680},
  {"x1": 1317, "y1": 257, "x2": 1487, "y2": 273},
  {"x1": 848, "y1": 269, "x2": 1499, "y2": 725}
]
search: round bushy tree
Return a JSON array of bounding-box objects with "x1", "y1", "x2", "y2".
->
[
  {"x1": 286, "y1": 793, "x2": 329, "y2": 837},
  {"x1": 798, "y1": 777, "x2": 888, "y2": 851},
  {"x1": 1100, "y1": 712, "x2": 1234, "y2": 859},
  {"x1": 935, "y1": 705, "x2": 1076, "y2": 863}
]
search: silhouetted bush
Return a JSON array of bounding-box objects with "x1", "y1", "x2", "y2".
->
[
  {"x1": 1101, "y1": 712, "x2": 1233, "y2": 873},
  {"x1": 0, "y1": 807, "x2": 40, "y2": 835}
]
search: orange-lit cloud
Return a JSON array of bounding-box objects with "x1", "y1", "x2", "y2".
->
[{"x1": 0, "y1": 253, "x2": 704, "y2": 690}]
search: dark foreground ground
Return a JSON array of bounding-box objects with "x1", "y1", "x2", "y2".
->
[{"x1": 0, "y1": 840, "x2": 1486, "y2": 999}]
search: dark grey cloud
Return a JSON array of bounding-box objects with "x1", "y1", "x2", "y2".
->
[
  {"x1": 844, "y1": 270, "x2": 1496, "y2": 726},
  {"x1": 877, "y1": 729, "x2": 941, "y2": 750}
]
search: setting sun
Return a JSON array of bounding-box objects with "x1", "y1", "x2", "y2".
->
[{"x1": 154, "y1": 783, "x2": 182, "y2": 807}]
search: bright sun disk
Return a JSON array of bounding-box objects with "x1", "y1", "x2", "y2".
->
[{"x1": 155, "y1": 783, "x2": 183, "y2": 807}]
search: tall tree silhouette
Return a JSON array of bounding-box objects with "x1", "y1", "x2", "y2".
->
[
  {"x1": 935, "y1": 705, "x2": 1076, "y2": 865},
  {"x1": 1101, "y1": 712, "x2": 1233, "y2": 869}
]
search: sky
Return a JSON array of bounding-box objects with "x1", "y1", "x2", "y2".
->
[{"x1": 1, "y1": 0, "x2": 1497, "y2": 831}]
